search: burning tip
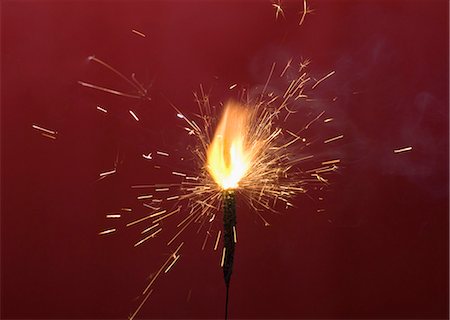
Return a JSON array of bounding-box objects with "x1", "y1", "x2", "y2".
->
[{"x1": 206, "y1": 102, "x2": 256, "y2": 190}]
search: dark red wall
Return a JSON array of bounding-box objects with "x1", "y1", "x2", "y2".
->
[{"x1": 1, "y1": 1, "x2": 448, "y2": 319}]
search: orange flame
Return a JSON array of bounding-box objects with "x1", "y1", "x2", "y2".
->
[{"x1": 207, "y1": 102, "x2": 254, "y2": 190}]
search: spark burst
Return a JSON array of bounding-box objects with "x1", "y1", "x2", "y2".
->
[
  {"x1": 80, "y1": 52, "x2": 342, "y2": 318},
  {"x1": 74, "y1": 2, "x2": 341, "y2": 317}
]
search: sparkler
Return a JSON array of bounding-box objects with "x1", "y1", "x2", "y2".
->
[
  {"x1": 205, "y1": 102, "x2": 254, "y2": 316},
  {"x1": 24, "y1": 1, "x2": 424, "y2": 317},
  {"x1": 80, "y1": 54, "x2": 342, "y2": 318},
  {"x1": 75, "y1": 3, "x2": 342, "y2": 317}
]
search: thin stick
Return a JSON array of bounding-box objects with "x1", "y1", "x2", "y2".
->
[
  {"x1": 222, "y1": 189, "x2": 236, "y2": 319},
  {"x1": 225, "y1": 283, "x2": 230, "y2": 320}
]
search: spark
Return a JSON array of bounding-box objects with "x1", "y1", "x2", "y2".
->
[
  {"x1": 298, "y1": 155, "x2": 314, "y2": 162},
  {"x1": 149, "y1": 210, "x2": 167, "y2": 218},
  {"x1": 131, "y1": 185, "x2": 153, "y2": 189},
  {"x1": 98, "y1": 228, "x2": 116, "y2": 235},
  {"x1": 324, "y1": 118, "x2": 333, "y2": 123},
  {"x1": 143, "y1": 153, "x2": 153, "y2": 160},
  {"x1": 79, "y1": 56, "x2": 150, "y2": 100},
  {"x1": 312, "y1": 71, "x2": 336, "y2": 89},
  {"x1": 201, "y1": 231, "x2": 210, "y2": 251},
  {"x1": 164, "y1": 255, "x2": 180, "y2": 273},
  {"x1": 32, "y1": 124, "x2": 57, "y2": 136},
  {"x1": 153, "y1": 207, "x2": 181, "y2": 223},
  {"x1": 233, "y1": 226, "x2": 237, "y2": 243},
  {"x1": 143, "y1": 204, "x2": 160, "y2": 210},
  {"x1": 96, "y1": 106, "x2": 108, "y2": 113},
  {"x1": 106, "y1": 214, "x2": 121, "y2": 218},
  {"x1": 128, "y1": 289, "x2": 153, "y2": 320},
  {"x1": 311, "y1": 173, "x2": 328, "y2": 184},
  {"x1": 262, "y1": 62, "x2": 276, "y2": 96},
  {"x1": 140, "y1": 242, "x2": 184, "y2": 297},
  {"x1": 280, "y1": 58, "x2": 292, "y2": 77},
  {"x1": 121, "y1": 208, "x2": 132, "y2": 212},
  {"x1": 137, "y1": 194, "x2": 153, "y2": 200},
  {"x1": 214, "y1": 231, "x2": 221, "y2": 250},
  {"x1": 129, "y1": 110, "x2": 140, "y2": 121},
  {"x1": 131, "y1": 29, "x2": 146, "y2": 38},
  {"x1": 272, "y1": 1, "x2": 285, "y2": 20},
  {"x1": 78, "y1": 81, "x2": 143, "y2": 99},
  {"x1": 156, "y1": 151, "x2": 169, "y2": 157},
  {"x1": 134, "y1": 228, "x2": 162, "y2": 247},
  {"x1": 220, "y1": 247, "x2": 226, "y2": 267},
  {"x1": 299, "y1": 0, "x2": 314, "y2": 26},
  {"x1": 324, "y1": 134, "x2": 344, "y2": 144},
  {"x1": 99, "y1": 169, "x2": 116, "y2": 177},
  {"x1": 321, "y1": 159, "x2": 340, "y2": 165},
  {"x1": 229, "y1": 84, "x2": 237, "y2": 90},
  {"x1": 315, "y1": 166, "x2": 338, "y2": 174},
  {"x1": 141, "y1": 224, "x2": 159, "y2": 234},
  {"x1": 299, "y1": 58, "x2": 311, "y2": 71},
  {"x1": 126, "y1": 214, "x2": 155, "y2": 227},
  {"x1": 394, "y1": 146, "x2": 413, "y2": 154},
  {"x1": 40, "y1": 133, "x2": 57, "y2": 140}
]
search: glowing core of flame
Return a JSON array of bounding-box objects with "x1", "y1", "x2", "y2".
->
[{"x1": 207, "y1": 102, "x2": 254, "y2": 190}]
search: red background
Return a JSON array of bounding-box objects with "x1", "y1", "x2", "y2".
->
[{"x1": 1, "y1": 0, "x2": 448, "y2": 319}]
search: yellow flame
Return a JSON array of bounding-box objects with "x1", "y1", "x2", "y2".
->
[{"x1": 207, "y1": 102, "x2": 254, "y2": 190}]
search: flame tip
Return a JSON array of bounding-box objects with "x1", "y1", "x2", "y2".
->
[{"x1": 207, "y1": 102, "x2": 254, "y2": 189}]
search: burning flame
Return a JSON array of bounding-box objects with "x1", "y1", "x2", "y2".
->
[{"x1": 207, "y1": 102, "x2": 254, "y2": 190}]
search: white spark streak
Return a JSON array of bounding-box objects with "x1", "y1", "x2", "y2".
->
[
  {"x1": 96, "y1": 106, "x2": 108, "y2": 113},
  {"x1": 214, "y1": 231, "x2": 221, "y2": 251},
  {"x1": 141, "y1": 223, "x2": 159, "y2": 234},
  {"x1": 137, "y1": 194, "x2": 153, "y2": 200},
  {"x1": 143, "y1": 153, "x2": 153, "y2": 160},
  {"x1": 106, "y1": 214, "x2": 121, "y2": 218},
  {"x1": 131, "y1": 29, "x2": 146, "y2": 38},
  {"x1": 32, "y1": 125, "x2": 57, "y2": 135},
  {"x1": 134, "y1": 228, "x2": 162, "y2": 247},
  {"x1": 321, "y1": 159, "x2": 340, "y2": 165},
  {"x1": 98, "y1": 228, "x2": 116, "y2": 235},
  {"x1": 129, "y1": 110, "x2": 139, "y2": 121},
  {"x1": 394, "y1": 146, "x2": 413, "y2": 154},
  {"x1": 156, "y1": 151, "x2": 169, "y2": 157},
  {"x1": 99, "y1": 169, "x2": 116, "y2": 177},
  {"x1": 324, "y1": 135, "x2": 344, "y2": 144},
  {"x1": 312, "y1": 71, "x2": 335, "y2": 89}
]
